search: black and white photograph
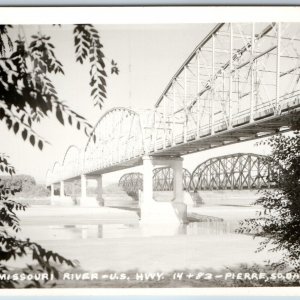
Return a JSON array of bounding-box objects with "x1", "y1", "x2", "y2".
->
[{"x1": 0, "y1": 6, "x2": 300, "y2": 291}]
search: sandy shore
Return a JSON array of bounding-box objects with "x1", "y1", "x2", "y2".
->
[
  {"x1": 18, "y1": 205, "x2": 139, "y2": 225},
  {"x1": 10, "y1": 204, "x2": 280, "y2": 273},
  {"x1": 9, "y1": 232, "x2": 278, "y2": 273}
]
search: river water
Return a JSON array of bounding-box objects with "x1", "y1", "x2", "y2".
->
[{"x1": 19, "y1": 218, "x2": 241, "y2": 241}]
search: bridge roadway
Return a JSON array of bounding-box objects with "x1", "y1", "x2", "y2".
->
[{"x1": 46, "y1": 22, "x2": 300, "y2": 224}]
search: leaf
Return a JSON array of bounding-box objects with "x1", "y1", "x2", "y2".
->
[
  {"x1": 53, "y1": 267, "x2": 59, "y2": 279},
  {"x1": 38, "y1": 140, "x2": 43, "y2": 150},
  {"x1": 13, "y1": 122, "x2": 19, "y2": 134},
  {"x1": 56, "y1": 106, "x2": 64, "y2": 125},
  {"x1": 29, "y1": 135, "x2": 35, "y2": 146}
]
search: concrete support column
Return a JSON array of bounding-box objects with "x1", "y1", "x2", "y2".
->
[
  {"x1": 50, "y1": 184, "x2": 55, "y2": 205},
  {"x1": 172, "y1": 159, "x2": 183, "y2": 203},
  {"x1": 140, "y1": 155, "x2": 187, "y2": 224},
  {"x1": 80, "y1": 174, "x2": 87, "y2": 206},
  {"x1": 96, "y1": 175, "x2": 104, "y2": 206},
  {"x1": 71, "y1": 181, "x2": 77, "y2": 205},
  {"x1": 50, "y1": 184, "x2": 54, "y2": 197},
  {"x1": 142, "y1": 156, "x2": 154, "y2": 204},
  {"x1": 80, "y1": 174, "x2": 98, "y2": 207},
  {"x1": 60, "y1": 181, "x2": 65, "y2": 197}
]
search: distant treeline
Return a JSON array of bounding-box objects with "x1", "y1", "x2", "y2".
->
[{"x1": 0, "y1": 175, "x2": 50, "y2": 197}]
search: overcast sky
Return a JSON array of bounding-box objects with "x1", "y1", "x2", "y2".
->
[{"x1": 1, "y1": 23, "x2": 271, "y2": 185}]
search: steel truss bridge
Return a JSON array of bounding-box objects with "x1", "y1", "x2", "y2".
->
[
  {"x1": 118, "y1": 167, "x2": 192, "y2": 194},
  {"x1": 118, "y1": 153, "x2": 273, "y2": 195},
  {"x1": 47, "y1": 22, "x2": 300, "y2": 187}
]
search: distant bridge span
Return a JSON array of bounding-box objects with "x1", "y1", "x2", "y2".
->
[
  {"x1": 118, "y1": 167, "x2": 192, "y2": 194},
  {"x1": 46, "y1": 22, "x2": 300, "y2": 223},
  {"x1": 118, "y1": 153, "x2": 272, "y2": 196},
  {"x1": 190, "y1": 153, "x2": 272, "y2": 191}
]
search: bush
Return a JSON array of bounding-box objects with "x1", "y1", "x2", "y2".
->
[{"x1": 239, "y1": 116, "x2": 300, "y2": 271}]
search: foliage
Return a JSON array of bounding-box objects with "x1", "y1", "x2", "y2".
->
[
  {"x1": 0, "y1": 24, "x2": 119, "y2": 148},
  {"x1": 74, "y1": 24, "x2": 113, "y2": 109},
  {"x1": 0, "y1": 174, "x2": 51, "y2": 197},
  {"x1": 238, "y1": 116, "x2": 300, "y2": 271},
  {"x1": 0, "y1": 24, "x2": 119, "y2": 288},
  {"x1": 0, "y1": 154, "x2": 74, "y2": 288},
  {"x1": 17, "y1": 184, "x2": 50, "y2": 198},
  {"x1": 0, "y1": 174, "x2": 35, "y2": 191}
]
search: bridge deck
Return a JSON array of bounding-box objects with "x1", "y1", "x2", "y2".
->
[{"x1": 47, "y1": 22, "x2": 300, "y2": 185}]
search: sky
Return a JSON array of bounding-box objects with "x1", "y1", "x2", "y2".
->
[{"x1": 1, "y1": 23, "x2": 272, "y2": 185}]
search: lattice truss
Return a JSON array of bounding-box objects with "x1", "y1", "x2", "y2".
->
[
  {"x1": 84, "y1": 108, "x2": 144, "y2": 173},
  {"x1": 63, "y1": 146, "x2": 81, "y2": 178},
  {"x1": 47, "y1": 108, "x2": 144, "y2": 183},
  {"x1": 150, "y1": 23, "x2": 300, "y2": 150},
  {"x1": 46, "y1": 162, "x2": 61, "y2": 186},
  {"x1": 46, "y1": 23, "x2": 300, "y2": 184},
  {"x1": 190, "y1": 153, "x2": 272, "y2": 191},
  {"x1": 118, "y1": 167, "x2": 192, "y2": 194},
  {"x1": 46, "y1": 146, "x2": 82, "y2": 185},
  {"x1": 152, "y1": 167, "x2": 192, "y2": 191},
  {"x1": 118, "y1": 172, "x2": 143, "y2": 194}
]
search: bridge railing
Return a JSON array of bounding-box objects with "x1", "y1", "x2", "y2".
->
[{"x1": 47, "y1": 22, "x2": 300, "y2": 185}]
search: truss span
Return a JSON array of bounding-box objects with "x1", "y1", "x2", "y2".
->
[
  {"x1": 84, "y1": 107, "x2": 144, "y2": 174},
  {"x1": 46, "y1": 161, "x2": 61, "y2": 186},
  {"x1": 118, "y1": 172, "x2": 143, "y2": 194},
  {"x1": 190, "y1": 153, "x2": 272, "y2": 191},
  {"x1": 47, "y1": 22, "x2": 300, "y2": 185},
  {"x1": 153, "y1": 167, "x2": 192, "y2": 191},
  {"x1": 118, "y1": 167, "x2": 192, "y2": 194},
  {"x1": 150, "y1": 23, "x2": 300, "y2": 154},
  {"x1": 62, "y1": 145, "x2": 82, "y2": 180}
]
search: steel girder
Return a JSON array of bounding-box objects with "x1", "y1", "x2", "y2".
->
[
  {"x1": 46, "y1": 145, "x2": 82, "y2": 185},
  {"x1": 46, "y1": 161, "x2": 61, "y2": 186},
  {"x1": 151, "y1": 23, "x2": 300, "y2": 152},
  {"x1": 47, "y1": 108, "x2": 144, "y2": 184},
  {"x1": 62, "y1": 145, "x2": 81, "y2": 180},
  {"x1": 47, "y1": 22, "x2": 300, "y2": 185},
  {"x1": 84, "y1": 107, "x2": 144, "y2": 174},
  {"x1": 190, "y1": 153, "x2": 272, "y2": 191},
  {"x1": 118, "y1": 167, "x2": 192, "y2": 194},
  {"x1": 152, "y1": 167, "x2": 192, "y2": 191},
  {"x1": 118, "y1": 172, "x2": 143, "y2": 194}
]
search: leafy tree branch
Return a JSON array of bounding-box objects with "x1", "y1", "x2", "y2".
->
[{"x1": 238, "y1": 115, "x2": 300, "y2": 272}]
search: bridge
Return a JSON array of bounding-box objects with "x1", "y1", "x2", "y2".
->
[
  {"x1": 118, "y1": 167, "x2": 192, "y2": 194},
  {"x1": 46, "y1": 22, "x2": 300, "y2": 224},
  {"x1": 118, "y1": 153, "x2": 272, "y2": 194}
]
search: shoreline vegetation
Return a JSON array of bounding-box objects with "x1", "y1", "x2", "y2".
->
[{"x1": 2, "y1": 175, "x2": 299, "y2": 288}]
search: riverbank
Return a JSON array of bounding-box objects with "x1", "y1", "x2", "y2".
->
[
  {"x1": 12, "y1": 205, "x2": 277, "y2": 273},
  {"x1": 6, "y1": 203, "x2": 288, "y2": 288}
]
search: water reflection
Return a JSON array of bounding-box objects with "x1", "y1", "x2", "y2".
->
[{"x1": 20, "y1": 220, "x2": 240, "y2": 241}]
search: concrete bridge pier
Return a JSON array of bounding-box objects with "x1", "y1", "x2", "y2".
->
[
  {"x1": 140, "y1": 155, "x2": 187, "y2": 224},
  {"x1": 79, "y1": 174, "x2": 102, "y2": 207},
  {"x1": 50, "y1": 183, "x2": 55, "y2": 205},
  {"x1": 60, "y1": 180, "x2": 65, "y2": 197},
  {"x1": 49, "y1": 181, "x2": 73, "y2": 206},
  {"x1": 70, "y1": 181, "x2": 77, "y2": 205},
  {"x1": 95, "y1": 175, "x2": 104, "y2": 206}
]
